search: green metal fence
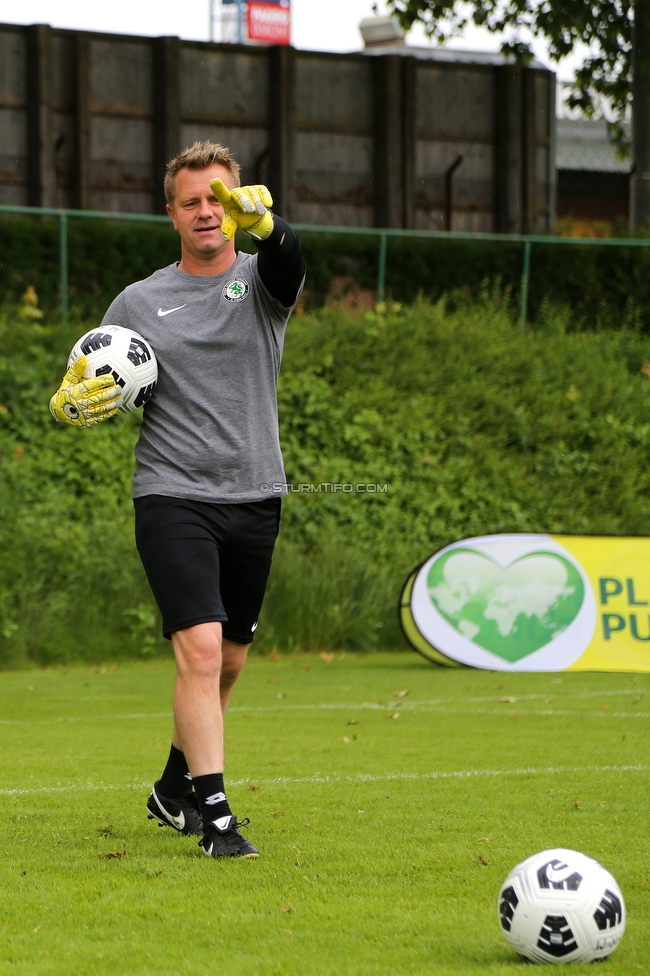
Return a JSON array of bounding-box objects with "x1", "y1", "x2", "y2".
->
[{"x1": 2, "y1": 202, "x2": 650, "y2": 330}]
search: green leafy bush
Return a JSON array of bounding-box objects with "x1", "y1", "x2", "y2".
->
[{"x1": 2, "y1": 292, "x2": 650, "y2": 667}]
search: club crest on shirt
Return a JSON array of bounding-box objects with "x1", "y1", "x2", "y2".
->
[{"x1": 222, "y1": 277, "x2": 250, "y2": 303}]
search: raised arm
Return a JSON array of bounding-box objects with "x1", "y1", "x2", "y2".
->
[
  {"x1": 210, "y1": 179, "x2": 305, "y2": 309},
  {"x1": 255, "y1": 216, "x2": 305, "y2": 309}
]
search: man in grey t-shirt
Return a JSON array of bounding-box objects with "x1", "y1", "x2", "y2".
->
[{"x1": 50, "y1": 142, "x2": 305, "y2": 858}]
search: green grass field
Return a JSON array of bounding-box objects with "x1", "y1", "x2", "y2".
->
[{"x1": 0, "y1": 652, "x2": 648, "y2": 976}]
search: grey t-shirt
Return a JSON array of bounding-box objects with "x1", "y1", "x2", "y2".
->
[{"x1": 102, "y1": 251, "x2": 294, "y2": 503}]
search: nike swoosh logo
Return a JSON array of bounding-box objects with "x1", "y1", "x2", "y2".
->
[
  {"x1": 213, "y1": 815, "x2": 233, "y2": 831},
  {"x1": 152, "y1": 791, "x2": 185, "y2": 830},
  {"x1": 157, "y1": 304, "x2": 187, "y2": 317}
]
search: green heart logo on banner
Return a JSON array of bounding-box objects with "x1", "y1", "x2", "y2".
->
[{"x1": 427, "y1": 549, "x2": 584, "y2": 663}]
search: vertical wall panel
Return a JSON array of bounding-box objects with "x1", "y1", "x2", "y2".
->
[
  {"x1": 26, "y1": 24, "x2": 56, "y2": 208},
  {"x1": 534, "y1": 69, "x2": 555, "y2": 231},
  {"x1": 294, "y1": 53, "x2": 374, "y2": 226},
  {"x1": 269, "y1": 44, "x2": 295, "y2": 219},
  {"x1": 180, "y1": 44, "x2": 268, "y2": 187},
  {"x1": 52, "y1": 32, "x2": 76, "y2": 208},
  {"x1": 495, "y1": 65, "x2": 523, "y2": 233},
  {"x1": 374, "y1": 55, "x2": 404, "y2": 228},
  {"x1": 153, "y1": 36, "x2": 181, "y2": 214},
  {"x1": 416, "y1": 63, "x2": 495, "y2": 231},
  {"x1": 401, "y1": 56, "x2": 417, "y2": 229},
  {"x1": 75, "y1": 34, "x2": 91, "y2": 209},
  {"x1": 88, "y1": 37, "x2": 154, "y2": 212}
]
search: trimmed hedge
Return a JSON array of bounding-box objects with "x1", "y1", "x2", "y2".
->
[{"x1": 2, "y1": 214, "x2": 650, "y2": 326}]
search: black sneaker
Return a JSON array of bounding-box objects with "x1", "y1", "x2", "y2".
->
[
  {"x1": 199, "y1": 814, "x2": 259, "y2": 859},
  {"x1": 147, "y1": 782, "x2": 203, "y2": 837}
]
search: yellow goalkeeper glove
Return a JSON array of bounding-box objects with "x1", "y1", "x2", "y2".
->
[
  {"x1": 210, "y1": 179, "x2": 274, "y2": 242},
  {"x1": 49, "y1": 356, "x2": 122, "y2": 428}
]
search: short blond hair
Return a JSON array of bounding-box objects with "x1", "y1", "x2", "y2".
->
[{"x1": 164, "y1": 141, "x2": 241, "y2": 205}]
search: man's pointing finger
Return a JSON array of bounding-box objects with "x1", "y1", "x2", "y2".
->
[{"x1": 209, "y1": 178, "x2": 232, "y2": 207}]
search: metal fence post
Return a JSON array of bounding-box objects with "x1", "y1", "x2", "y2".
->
[
  {"x1": 59, "y1": 211, "x2": 68, "y2": 326},
  {"x1": 377, "y1": 233, "x2": 387, "y2": 306},
  {"x1": 519, "y1": 239, "x2": 531, "y2": 333}
]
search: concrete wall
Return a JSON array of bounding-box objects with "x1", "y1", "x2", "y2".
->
[{"x1": 0, "y1": 22, "x2": 555, "y2": 232}]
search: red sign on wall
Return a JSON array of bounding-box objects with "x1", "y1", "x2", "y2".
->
[{"x1": 248, "y1": 2, "x2": 291, "y2": 44}]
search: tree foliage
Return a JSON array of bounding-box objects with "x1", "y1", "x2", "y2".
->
[{"x1": 387, "y1": 0, "x2": 632, "y2": 151}]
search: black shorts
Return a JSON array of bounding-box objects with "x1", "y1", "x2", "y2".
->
[{"x1": 134, "y1": 495, "x2": 281, "y2": 643}]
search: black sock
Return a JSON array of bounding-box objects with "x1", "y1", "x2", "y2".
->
[
  {"x1": 193, "y1": 772, "x2": 232, "y2": 827},
  {"x1": 157, "y1": 744, "x2": 192, "y2": 798}
]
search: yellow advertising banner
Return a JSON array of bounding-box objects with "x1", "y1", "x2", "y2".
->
[
  {"x1": 560, "y1": 535, "x2": 650, "y2": 672},
  {"x1": 400, "y1": 534, "x2": 650, "y2": 672}
]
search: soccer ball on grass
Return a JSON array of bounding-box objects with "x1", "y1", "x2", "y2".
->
[
  {"x1": 68, "y1": 324, "x2": 158, "y2": 413},
  {"x1": 498, "y1": 848, "x2": 625, "y2": 964}
]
